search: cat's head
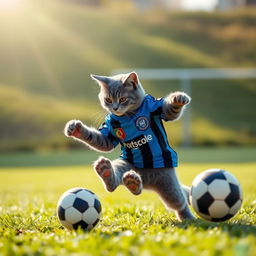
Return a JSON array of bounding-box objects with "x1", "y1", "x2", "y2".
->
[{"x1": 91, "y1": 72, "x2": 145, "y2": 116}]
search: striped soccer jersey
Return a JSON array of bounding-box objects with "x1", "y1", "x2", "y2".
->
[{"x1": 99, "y1": 94, "x2": 178, "y2": 169}]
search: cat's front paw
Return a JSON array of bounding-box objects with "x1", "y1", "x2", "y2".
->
[
  {"x1": 64, "y1": 120, "x2": 83, "y2": 138},
  {"x1": 169, "y1": 92, "x2": 191, "y2": 107}
]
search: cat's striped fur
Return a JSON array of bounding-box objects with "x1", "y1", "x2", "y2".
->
[{"x1": 64, "y1": 72, "x2": 194, "y2": 221}]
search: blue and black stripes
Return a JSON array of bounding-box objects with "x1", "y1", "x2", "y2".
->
[
  {"x1": 98, "y1": 94, "x2": 178, "y2": 169},
  {"x1": 150, "y1": 108, "x2": 174, "y2": 167},
  {"x1": 122, "y1": 135, "x2": 154, "y2": 168}
]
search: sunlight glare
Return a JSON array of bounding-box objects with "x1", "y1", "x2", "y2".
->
[{"x1": 0, "y1": 0, "x2": 22, "y2": 10}]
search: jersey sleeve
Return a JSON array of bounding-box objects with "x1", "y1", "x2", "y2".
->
[
  {"x1": 146, "y1": 95, "x2": 166, "y2": 119},
  {"x1": 98, "y1": 119, "x2": 119, "y2": 148}
]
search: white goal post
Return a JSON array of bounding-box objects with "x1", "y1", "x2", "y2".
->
[{"x1": 112, "y1": 68, "x2": 256, "y2": 147}]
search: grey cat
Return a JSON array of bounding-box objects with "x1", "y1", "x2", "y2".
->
[{"x1": 64, "y1": 72, "x2": 195, "y2": 221}]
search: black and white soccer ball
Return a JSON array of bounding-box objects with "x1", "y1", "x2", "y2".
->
[
  {"x1": 57, "y1": 187, "x2": 102, "y2": 231},
  {"x1": 190, "y1": 169, "x2": 243, "y2": 222}
]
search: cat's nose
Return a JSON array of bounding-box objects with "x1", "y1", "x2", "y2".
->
[{"x1": 113, "y1": 107, "x2": 118, "y2": 111}]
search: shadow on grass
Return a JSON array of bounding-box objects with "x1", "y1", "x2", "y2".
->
[{"x1": 174, "y1": 219, "x2": 256, "y2": 237}]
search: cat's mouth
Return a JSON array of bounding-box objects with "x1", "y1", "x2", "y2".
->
[{"x1": 113, "y1": 111, "x2": 123, "y2": 116}]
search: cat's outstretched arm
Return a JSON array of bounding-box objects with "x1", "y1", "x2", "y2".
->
[
  {"x1": 64, "y1": 120, "x2": 114, "y2": 152},
  {"x1": 162, "y1": 92, "x2": 191, "y2": 121}
]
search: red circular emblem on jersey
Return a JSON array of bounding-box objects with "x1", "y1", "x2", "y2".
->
[{"x1": 114, "y1": 128, "x2": 126, "y2": 140}]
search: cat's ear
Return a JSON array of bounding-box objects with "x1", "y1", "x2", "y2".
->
[
  {"x1": 91, "y1": 74, "x2": 109, "y2": 88},
  {"x1": 123, "y1": 72, "x2": 139, "y2": 89}
]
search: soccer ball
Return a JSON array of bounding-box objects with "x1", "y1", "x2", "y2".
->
[
  {"x1": 57, "y1": 187, "x2": 102, "y2": 231},
  {"x1": 190, "y1": 169, "x2": 242, "y2": 222}
]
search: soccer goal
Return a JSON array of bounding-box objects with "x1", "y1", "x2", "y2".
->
[{"x1": 112, "y1": 68, "x2": 256, "y2": 147}]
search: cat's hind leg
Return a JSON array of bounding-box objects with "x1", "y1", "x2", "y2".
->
[
  {"x1": 94, "y1": 157, "x2": 115, "y2": 192},
  {"x1": 93, "y1": 157, "x2": 131, "y2": 192},
  {"x1": 123, "y1": 171, "x2": 143, "y2": 195},
  {"x1": 181, "y1": 184, "x2": 191, "y2": 205},
  {"x1": 150, "y1": 168, "x2": 195, "y2": 221}
]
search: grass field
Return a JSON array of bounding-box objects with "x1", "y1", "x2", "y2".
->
[{"x1": 0, "y1": 149, "x2": 256, "y2": 255}]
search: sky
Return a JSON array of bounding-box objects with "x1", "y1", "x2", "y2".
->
[{"x1": 182, "y1": 0, "x2": 218, "y2": 10}]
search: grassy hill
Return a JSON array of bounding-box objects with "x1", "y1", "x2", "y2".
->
[
  {"x1": 0, "y1": 1, "x2": 256, "y2": 151},
  {"x1": 0, "y1": 85, "x2": 102, "y2": 151}
]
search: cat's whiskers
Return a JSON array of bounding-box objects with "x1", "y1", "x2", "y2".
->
[{"x1": 91, "y1": 109, "x2": 107, "y2": 127}]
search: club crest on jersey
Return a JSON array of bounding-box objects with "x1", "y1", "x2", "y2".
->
[
  {"x1": 114, "y1": 128, "x2": 126, "y2": 140},
  {"x1": 135, "y1": 116, "x2": 150, "y2": 131}
]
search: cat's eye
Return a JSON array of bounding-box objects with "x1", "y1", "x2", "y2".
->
[
  {"x1": 105, "y1": 98, "x2": 112, "y2": 104},
  {"x1": 119, "y1": 97, "x2": 127, "y2": 103}
]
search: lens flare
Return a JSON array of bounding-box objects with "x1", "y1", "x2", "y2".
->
[{"x1": 0, "y1": 0, "x2": 22, "y2": 10}]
